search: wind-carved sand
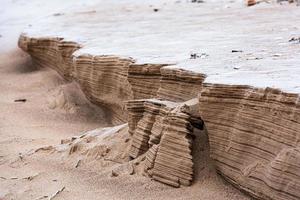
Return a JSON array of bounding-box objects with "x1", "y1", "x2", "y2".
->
[{"x1": 3, "y1": 0, "x2": 300, "y2": 200}]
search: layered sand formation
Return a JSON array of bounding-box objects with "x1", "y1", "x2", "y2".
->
[
  {"x1": 199, "y1": 85, "x2": 300, "y2": 200},
  {"x1": 18, "y1": 33, "x2": 300, "y2": 200},
  {"x1": 15, "y1": 1, "x2": 300, "y2": 199}
]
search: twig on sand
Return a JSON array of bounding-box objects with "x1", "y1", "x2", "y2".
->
[
  {"x1": 23, "y1": 173, "x2": 39, "y2": 181},
  {"x1": 104, "y1": 158, "x2": 122, "y2": 164},
  {"x1": 35, "y1": 195, "x2": 48, "y2": 200},
  {"x1": 19, "y1": 153, "x2": 24, "y2": 161},
  {"x1": 48, "y1": 186, "x2": 65, "y2": 200},
  {"x1": 14, "y1": 99, "x2": 27, "y2": 102},
  {"x1": 75, "y1": 159, "x2": 81, "y2": 168}
]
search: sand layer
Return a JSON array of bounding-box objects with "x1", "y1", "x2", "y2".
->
[
  {"x1": 1, "y1": 0, "x2": 300, "y2": 200},
  {"x1": 0, "y1": 50, "x2": 250, "y2": 200}
]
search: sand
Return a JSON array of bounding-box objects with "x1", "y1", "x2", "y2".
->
[
  {"x1": 21, "y1": 0, "x2": 300, "y2": 93},
  {"x1": 0, "y1": 49, "x2": 106, "y2": 198},
  {"x1": 0, "y1": 50, "x2": 253, "y2": 199},
  {"x1": 2, "y1": 0, "x2": 299, "y2": 199},
  {"x1": 0, "y1": 49, "x2": 252, "y2": 199}
]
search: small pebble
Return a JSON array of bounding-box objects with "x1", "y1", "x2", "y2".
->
[{"x1": 111, "y1": 170, "x2": 118, "y2": 177}]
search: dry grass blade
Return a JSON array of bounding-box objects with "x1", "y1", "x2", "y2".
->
[{"x1": 48, "y1": 186, "x2": 65, "y2": 200}]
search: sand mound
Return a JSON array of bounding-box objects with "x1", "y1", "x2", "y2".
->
[
  {"x1": 46, "y1": 81, "x2": 110, "y2": 122},
  {"x1": 36, "y1": 124, "x2": 131, "y2": 166}
]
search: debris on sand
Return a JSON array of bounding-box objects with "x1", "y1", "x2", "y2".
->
[
  {"x1": 232, "y1": 50, "x2": 243, "y2": 53},
  {"x1": 190, "y1": 53, "x2": 209, "y2": 59},
  {"x1": 289, "y1": 37, "x2": 300, "y2": 43},
  {"x1": 111, "y1": 170, "x2": 119, "y2": 177},
  {"x1": 60, "y1": 138, "x2": 71, "y2": 144},
  {"x1": 35, "y1": 195, "x2": 48, "y2": 200},
  {"x1": 190, "y1": 53, "x2": 197, "y2": 59},
  {"x1": 247, "y1": 0, "x2": 257, "y2": 6},
  {"x1": 14, "y1": 99, "x2": 27, "y2": 102},
  {"x1": 104, "y1": 158, "x2": 122, "y2": 164},
  {"x1": 19, "y1": 153, "x2": 24, "y2": 161},
  {"x1": 53, "y1": 13, "x2": 64, "y2": 17},
  {"x1": 277, "y1": 0, "x2": 299, "y2": 5},
  {"x1": 191, "y1": 0, "x2": 205, "y2": 3},
  {"x1": 272, "y1": 53, "x2": 282, "y2": 57},
  {"x1": 247, "y1": 0, "x2": 274, "y2": 6},
  {"x1": 153, "y1": 8, "x2": 159, "y2": 12},
  {"x1": 72, "y1": 136, "x2": 80, "y2": 141},
  {"x1": 48, "y1": 186, "x2": 65, "y2": 200},
  {"x1": 23, "y1": 173, "x2": 39, "y2": 181},
  {"x1": 75, "y1": 159, "x2": 81, "y2": 168},
  {"x1": 246, "y1": 56, "x2": 263, "y2": 60}
]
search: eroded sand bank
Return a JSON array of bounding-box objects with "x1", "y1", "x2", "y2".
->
[
  {"x1": 0, "y1": 50, "x2": 250, "y2": 200},
  {"x1": 1, "y1": 0, "x2": 300, "y2": 200}
]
